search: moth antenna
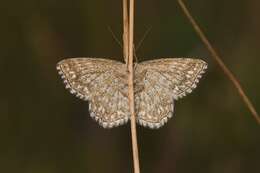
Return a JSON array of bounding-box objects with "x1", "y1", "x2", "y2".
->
[
  {"x1": 133, "y1": 45, "x2": 139, "y2": 64},
  {"x1": 108, "y1": 26, "x2": 123, "y2": 48},
  {"x1": 136, "y1": 26, "x2": 152, "y2": 51}
]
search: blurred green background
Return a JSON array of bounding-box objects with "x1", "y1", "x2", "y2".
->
[{"x1": 1, "y1": 0, "x2": 260, "y2": 172}]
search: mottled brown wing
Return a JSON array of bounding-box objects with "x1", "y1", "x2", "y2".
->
[
  {"x1": 134, "y1": 58, "x2": 207, "y2": 129},
  {"x1": 57, "y1": 58, "x2": 130, "y2": 128}
]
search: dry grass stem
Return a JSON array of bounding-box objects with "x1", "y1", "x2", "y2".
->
[
  {"x1": 123, "y1": 0, "x2": 129, "y2": 65},
  {"x1": 177, "y1": 0, "x2": 260, "y2": 124},
  {"x1": 123, "y1": 0, "x2": 141, "y2": 172}
]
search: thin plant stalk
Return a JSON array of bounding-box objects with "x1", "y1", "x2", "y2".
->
[
  {"x1": 177, "y1": 0, "x2": 260, "y2": 124},
  {"x1": 123, "y1": 0, "x2": 129, "y2": 65},
  {"x1": 126, "y1": 0, "x2": 141, "y2": 172}
]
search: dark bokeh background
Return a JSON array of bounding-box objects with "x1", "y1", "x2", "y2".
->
[{"x1": 1, "y1": 0, "x2": 260, "y2": 172}]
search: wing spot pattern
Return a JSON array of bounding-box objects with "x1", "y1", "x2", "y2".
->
[{"x1": 57, "y1": 57, "x2": 207, "y2": 129}]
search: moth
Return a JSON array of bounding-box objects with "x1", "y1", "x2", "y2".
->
[{"x1": 57, "y1": 57, "x2": 207, "y2": 129}]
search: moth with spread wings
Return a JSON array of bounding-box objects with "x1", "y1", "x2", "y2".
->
[{"x1": 56, "y1": 58, "x2": 207, "y2": 129}]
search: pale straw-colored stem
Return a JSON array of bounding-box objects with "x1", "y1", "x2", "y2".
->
[
  {"x1": 123, "y1": 0, "x2": 129, "y2": 65},
  {"x1": 177, "y1": 0, "x2": 260, "y2": 124},
  {"x1": 125, "y1": 0, "x2": 141, "y2": 172}
]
